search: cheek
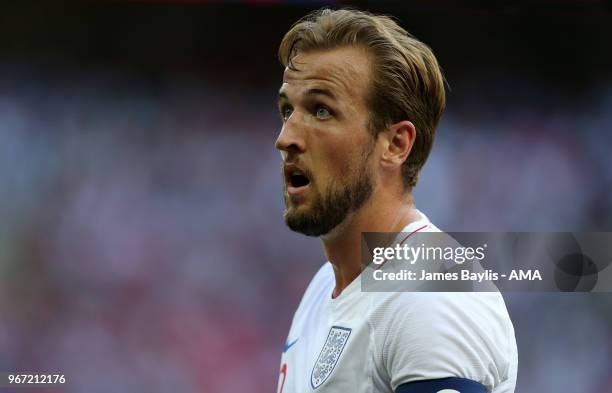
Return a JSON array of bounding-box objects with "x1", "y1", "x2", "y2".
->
[
  {"x1": 308, "y1": 121, "x2": 373, "y2": 179},
  {"x1": 320, "y1": 141, "x2": 367, "y2": 179}
]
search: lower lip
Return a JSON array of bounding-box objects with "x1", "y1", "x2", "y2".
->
[{"x1": 287, "y1": 184, "x2": 310, "y2": 196}]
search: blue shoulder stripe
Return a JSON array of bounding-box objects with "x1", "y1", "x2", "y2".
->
[{"x1": 396, "y1": 377, "x2": 486, "y2": 393}]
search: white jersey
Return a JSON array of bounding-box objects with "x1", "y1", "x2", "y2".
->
[{"x1": 277, "y1": 212, "x2": 518, "y2": 393}]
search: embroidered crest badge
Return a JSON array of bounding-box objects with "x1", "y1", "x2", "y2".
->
[{"x1": 310, "y1": 326, "x2": 352, "y2": 389}]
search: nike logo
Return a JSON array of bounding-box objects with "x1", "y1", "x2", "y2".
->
[{"x1": 283, "y1": 338, "x2": 299, "y2": 353}]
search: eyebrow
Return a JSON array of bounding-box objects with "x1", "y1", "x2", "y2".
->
[
  {"x1": 304, "y1": 88, "x2": 336, "y2": 100},
  {"x1": 278, "y1": 87, "x2": 337, "y2": 103}
]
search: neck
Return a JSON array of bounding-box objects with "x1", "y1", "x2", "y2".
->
[{"x1": 321, "y1": 192, "x2": 421, "y2": 298}]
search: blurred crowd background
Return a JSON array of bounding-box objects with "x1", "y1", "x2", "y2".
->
[{"x1": 0, "y1": 1, "x2": 611, "y2": 392}]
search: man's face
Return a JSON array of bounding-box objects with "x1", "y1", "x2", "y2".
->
[{"x1": 275, "y1": 46, "x2": 377, "y2": 237}]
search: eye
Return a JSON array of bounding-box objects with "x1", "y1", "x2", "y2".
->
[
  {"x1": 315, "y1": 105, "x2": 332, "y2": 120},
  {"x1": 280, "y1": 105, "x2": 293, "y2": 122}
]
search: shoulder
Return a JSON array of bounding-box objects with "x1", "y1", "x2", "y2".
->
[
  {"x1": 371, "y1": 291, "x2": 514, "y2": 343},
  {"x1": 371, "y1": 292, "x2": 516, "y2": 392}
]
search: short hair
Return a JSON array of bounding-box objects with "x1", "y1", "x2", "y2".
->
[{"x1": 279, "y1": 8, "x2": 446, "y2": 190}]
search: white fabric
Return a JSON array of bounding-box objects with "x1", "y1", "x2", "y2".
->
[{"x1": 277, "y1": 211, "x2": 518, "y2": 393}]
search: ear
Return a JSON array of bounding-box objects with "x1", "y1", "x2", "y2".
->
[{"x1": 380, "y1": 120, "x2": 416, "y2": 168}]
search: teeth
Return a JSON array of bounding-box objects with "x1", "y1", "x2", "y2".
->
[{"x1": 292, "y1": 170, "x2": 304, "y2": 176}]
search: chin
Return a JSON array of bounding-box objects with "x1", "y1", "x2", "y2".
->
[
  {"x1": 283, "y1": 204, "x2": 310, "y2": 222},
  {"x1": 284, "y1": 209, "x2": 321, "y2": 237}
]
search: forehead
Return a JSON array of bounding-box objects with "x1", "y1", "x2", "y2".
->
[{"x1": 281, "y1": 46, "x2": 371, "y2": 101}]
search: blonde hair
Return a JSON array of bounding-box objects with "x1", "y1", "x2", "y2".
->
[{"x1": 279, "y1": 8, "x2": 446, "y2": 190}]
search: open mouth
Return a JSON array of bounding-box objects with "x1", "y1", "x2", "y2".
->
[
  {"x1": 284, "y1": 164, "x2": 311, "y2": 195},
  {"x1": 289, "y1": 170, "x2": 310, "y2": 188}
]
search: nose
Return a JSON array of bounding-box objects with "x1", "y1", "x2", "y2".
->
[{"x1": 275, "y1": 116, "x2": 306, "y2": 158}]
